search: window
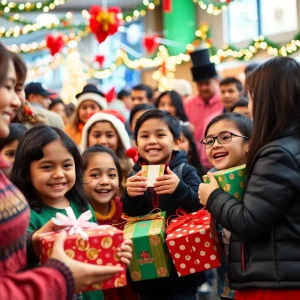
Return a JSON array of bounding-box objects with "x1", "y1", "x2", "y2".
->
[
  {"x1": 224, "y1": 0, "x2": 298, "y2": 43},
  {"x1": 261, "y1": 0, "x2": 298, "y2": 36}
]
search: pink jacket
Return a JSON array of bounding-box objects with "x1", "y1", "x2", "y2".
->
[{"x1": 184, "y1": 92, "x2": 224, "y2": 170}]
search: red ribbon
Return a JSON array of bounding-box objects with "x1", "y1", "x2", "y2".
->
[{"x1": 166, "y1": 208, "x2": 210, "y2": 234}]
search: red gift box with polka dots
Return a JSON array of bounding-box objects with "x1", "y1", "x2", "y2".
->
[{"x1": 166, "y1": 209, "x2": 221, "y2": 277}]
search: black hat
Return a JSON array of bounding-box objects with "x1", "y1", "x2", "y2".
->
[
  {"x1": 190, "y1": 48, "x2": 218, "y2": 82},
  {"x1": 75, "y1": 84, "x2": 107, "y2": 109},
  {"x1": 25, "y1": 82, "x2": 55, "y2": 98}
]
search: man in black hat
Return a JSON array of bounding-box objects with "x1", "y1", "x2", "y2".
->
[
  {"x1": 24, "y1": 82, "x2": 64, "y2": 129},
  {"x1": 184, "y1": 48, "x2": 224, "y2": 170}
]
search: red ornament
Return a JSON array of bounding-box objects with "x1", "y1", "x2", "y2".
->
[
  {"x1": 95, "y1": 54, "x2": 105, "y2": 68},
  {"x1": 89, "y1": 6, "x2": 121, "y2": 44},
  {"x1": 104, "y1": 87, "x2": 116, "y2": 103},
  {"x1": 143, "y1": 34, "x2": 159, "y2": 54},
  {"x1": 126, "y1": 147, "x2": 138, "y2": 162},
  {"x1": 226, "y1": 0, "x2": 231, "y2": 3},
  {"x1": 163, "y1": 0, "x2": 172, "y2": 13},
  {"x1": 46, "y1": 35, "x2": 64, "y2": 56}
]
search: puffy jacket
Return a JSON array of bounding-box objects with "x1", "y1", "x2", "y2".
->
[
  {"x1": 123, "y1": 151, "x2": 205, "y2": 296},
  {"x1": 207, "y1": 125, "x2": 300, "y2": 290},
  {"x1": 123, "y1": 150, "x2": 202, "y2": 218}
]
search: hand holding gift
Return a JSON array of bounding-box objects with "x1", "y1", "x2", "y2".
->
[
  {"x1": 50, "y1": 230, "x2": 123, "y2": 293},
  {"x1": 198, "y1": 173, "x2": 219, "y2": 206},
  {"x1": 154, "y1": 167, "x2": 180, "y2": 195},
  {"x1": 40, "y1": 211, "x2": 128, "y2": 291},
  {"x1": 126, "y1": 171, "x2": 147, "y2": 197}
]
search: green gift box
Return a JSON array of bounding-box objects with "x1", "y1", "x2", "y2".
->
[
  {"x1": 202, "y1": 164, "x2": 246, "y2": 200},
  {"x1": 123, "y1": 211, "x2": 171, "y2": 281}
]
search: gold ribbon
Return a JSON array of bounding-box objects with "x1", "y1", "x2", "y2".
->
[
  {"x1": 120, "y1": 208, "x2": 165, "y2": 227},
  {"x1": 96, "y1": 11, "x2": 115, "y2": 32}
]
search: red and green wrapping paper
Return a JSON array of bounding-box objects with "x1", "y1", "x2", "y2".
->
[
  {"x1": 166, "y1": 209, "x2": 221, "y2": 277},
  {"x1": 203, "y1": 164, "x2": 246, "y2": 200},
  {"x1": 40, "y1": 224, "x2": 126, "y2": 291},
  {"x1": 123, "y1": 211, "x2": 171, "y2": 281}
]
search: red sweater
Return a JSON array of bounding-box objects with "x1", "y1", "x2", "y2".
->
[
  {"x1": 0, "y1": 156, "x2": 74, "y2": 299},
  {"x1": 95, "y1": 197, "x2": 138, "y2": 300}
]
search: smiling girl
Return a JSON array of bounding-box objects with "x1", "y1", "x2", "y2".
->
[{"x1": 10, "y1": 126, "x2": 132, "y2": 300}]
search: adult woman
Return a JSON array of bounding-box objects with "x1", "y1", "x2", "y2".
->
[
  {"x1": 0, "y1": 43, "x2": 129, "y2": 299},
  {"x1": 199, "y1": 56, "x2": 300, "y2": 299}
]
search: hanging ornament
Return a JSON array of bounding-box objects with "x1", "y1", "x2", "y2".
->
[
  {"x1": 46, "y1": 34, "x2": 64, "y2": 56},
  {"x1": 95, "y1": 54, "x2": 105, "y2": 68},
  {"x1": 143, "y1": 34, "x2": 159, "y2": 54},
  {"x1": 104, "y1": 87, "x2": 116, "y2": 103},
  {"x1": 89, "y1": 6, "x2": 121, "y2": 43},
  {"x1": 163, "y1": 0, "x2": 172, "y2": 13}
]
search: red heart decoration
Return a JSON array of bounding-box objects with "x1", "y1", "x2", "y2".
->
[
  {"x1": 95, "y1": 54, "x2": 105, "y2": 67},
  {"x1": 143, "y1": 35, "x2": 159, "y2": 54},
  {"x1": 89, "y1": 6, "x2": 121, "y2": 44},
  {"x1": 46, "y1": 35, "x2": 64, "y2": 56}
]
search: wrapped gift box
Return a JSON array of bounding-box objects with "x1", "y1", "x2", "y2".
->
[
  {"x1": 166, "y1": 209, "x2": 221, "y2": 277},
  {"x1": 203, "y1": 164, "x2": 246, "y2": 200},
  {"x1": 40, "y1": 225, "x2": 126, "y2": 291},
  {"x1": 123, "y1": 211, "x2": 171, "y2": 281}
]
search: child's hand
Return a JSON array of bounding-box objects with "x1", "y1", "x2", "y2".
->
[
  {"x1": 116, "y1": 239, "x2": 133, "y2": 268},
  {"x1": 198, "y1": 172, "x2": 219, "y2": 206},
  {"x1": 153, "y1": 167, "x2": 180, "y2": 194},
  {"x1": 126, "y1": 171, "x2": 147, "y2": 197},
  {"x1": 32, "y1": 219, "x2": 67, "y2": 256}
]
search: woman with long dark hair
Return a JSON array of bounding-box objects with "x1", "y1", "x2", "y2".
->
[{"x1": 199, "y1": 56, "x2": 300, "y2": 300}]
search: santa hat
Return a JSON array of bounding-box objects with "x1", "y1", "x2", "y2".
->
[
  {"x1": 80, "y1": 112, "x2": 132, "y2": 153},
  {"x1": 76, "y1": 84, "x2": 107, "y2": 110}
]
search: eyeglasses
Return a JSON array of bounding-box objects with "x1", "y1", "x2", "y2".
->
[{"x1": 200, "y1": 132, "x2": 249, "y2": 149}]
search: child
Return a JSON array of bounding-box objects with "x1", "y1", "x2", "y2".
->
[
  {"x1": 199, "y1": 112, "x2": 253, "y2": 299},
  {"x1": 81, "y1": 112, "x2": 133, "y2": 189},
  {"x1": 10, "y1": 126, "x2": 132, "y2": 300},
  {"x1": 179, "y1": 122, "x2": 205, "y2": 178},
  {"x1": 83, "y1": 145, "x2": 138, "y2": 300},
  {"x1": 83, "y1": 145, "x2": 123, "y2": 227},
  {"x1": 155, "y1": 90, "x2": 189, "y2": 122},
  {"x1": 0, "y1": 123, "x2": 27, "y2": 176},
  {"x1": 124, "y1": 109, "x2": 204, "y2": 300},
  {"x1": 66, "y1": 84, "x2": 107, "y2": 144}
]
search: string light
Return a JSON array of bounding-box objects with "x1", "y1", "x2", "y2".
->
[{"x1": 194, "y1": 0, "x2": 234, "y2": 16}]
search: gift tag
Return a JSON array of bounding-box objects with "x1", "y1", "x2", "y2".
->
[{"x1": 142, "y1": 165, "x2": 165, "y2": 187}]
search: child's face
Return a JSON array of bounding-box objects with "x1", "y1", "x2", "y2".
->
[
  {"x1": 1, "y1": 140, "x2": 18, "y2": 165},
  {"x1": 179, "y1": 133, "x2": 190, "y2": 155},
  {"x1": 157, "y1": 94, "x2": 177, "y2": 117},
  {"x1": 84, "y1": 152, "x2": 119, "y2": 205},
  {"x1": 232, "y1": 106, "x2": 251, "y2": 119},
  {"x1": 137, "y1": 118, "x2": 181, "y2": 164},
  {"x1": 29, "y1": 140, "x2": 76, "y2": 204},
  {"x1": 88, "y1": 121, "x2": 119, "y2": 152},
  {"x1": 78, "y1": 100, "x2": 101, "y2": 124},
  {"x1": 205, "y1": 120, "x2": 249, "y2": 170}
]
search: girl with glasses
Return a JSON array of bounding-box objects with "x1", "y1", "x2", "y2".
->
[
  {"x1": 199, "y1": 57, "x2": 300, "y2": 300},
  {"x1": 200, "y1": 112, "x2": 253, "y2": 300}
]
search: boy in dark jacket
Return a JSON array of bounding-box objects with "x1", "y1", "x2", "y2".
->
[{"x1": 123, "y1": 109, "x2": 204, "y2": 300}]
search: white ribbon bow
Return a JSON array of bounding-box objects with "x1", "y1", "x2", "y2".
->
[{"x1": 52, "y1": 210, "x2": 99, "y2": 240}]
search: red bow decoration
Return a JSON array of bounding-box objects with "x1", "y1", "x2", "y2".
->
[
  {"x1": 104, "y1": 87, "x2": 116, "y2": 103},
  {"x1": 89, "y1": 6, "x2": 121, "y2": 43},
  {"x1": 143, "y1": 34, "x2": 159, "y2": 54},
  {"x1": 166, "y1": 208, "x2": 210, "y2": 234},
  {"x1": 95, "y1": 54, "x2": 105, "y2": 67},
  {"x1": 46, "y1": 35, "x2": 64, "y2": 56}
]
